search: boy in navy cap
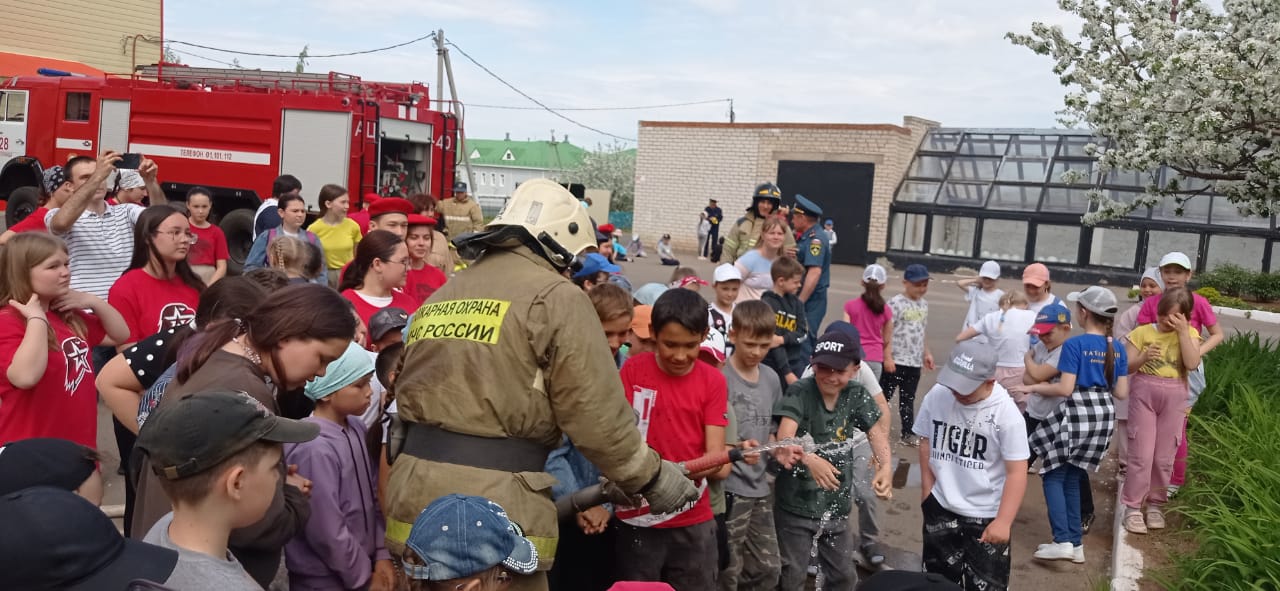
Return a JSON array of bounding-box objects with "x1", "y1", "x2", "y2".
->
[
  {"x1": 401, "y1": 494, "x2": 539, "y2": 591},
  {"x1": 880, "y1": 264, "x2": 935, "y2": 447},
  {"x1": 771, "y1": 330, "x2": 889, "y2": 591}
]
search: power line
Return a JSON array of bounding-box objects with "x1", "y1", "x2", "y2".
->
[
  {"x1": 169, "y1": 48, "x2": 241, "y2": 68},
  {"x1": 468, "y1": 98, "x2": 731, "y2": 111},
  {"x1": 167, "y1": 32, "x2": 436, "y2": 59},
  {"x1": 445, "y1": 40, "x2": 637, "y2": 143}
]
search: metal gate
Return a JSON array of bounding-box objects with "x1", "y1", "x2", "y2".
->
[{"x1": 776, "y1": 160, "x2": 877, "y2": 266}]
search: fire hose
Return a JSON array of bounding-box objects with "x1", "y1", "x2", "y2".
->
[{"x1": 555, "y1": 447, "x2": 746, "y2": 520}]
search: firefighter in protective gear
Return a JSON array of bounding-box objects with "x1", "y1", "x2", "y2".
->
[
  {"x1": 721, "y1": 182, "x2": 798, "y2": 262},
  {"x1": 386, "y1": 178, "x2": 699, "y2": 590}
]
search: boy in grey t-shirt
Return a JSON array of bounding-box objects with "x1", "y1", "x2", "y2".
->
[
  {"x1": 135, "y1": 391, "x2": 321, "y2": 591},
  {"x1": 145, "y1": 512, "x2": 261, "y2": 591},
  {"x1": 721, "y1": 301, "x2": 792, "y2": 590}
]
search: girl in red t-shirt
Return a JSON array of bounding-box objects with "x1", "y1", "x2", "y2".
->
[
  {"x1": 403, "y1": 214, "x2": 447, "y2": 306},
  {"x1": 0, "y1": 233, "x2": 129, "y2": 448},
  {"x1": 339, "y1": 229, "x2": 418, "y2": 331},
  {"x1": 184, "y1": 187, "x2": 229, "y2": 285},
  {"x1": 108, "y1": 205, "x2": 207, "y2": 348}
]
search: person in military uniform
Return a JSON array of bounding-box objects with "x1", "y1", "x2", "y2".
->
[
  {"x1": 792, "y1": 194, "x2": 832, "y2": 344},
  {"x1": 385, "y1": 178, "x2": 700, "y2": 591},
  {"x1": 438, "y1": 181, "x2": 485, "y2": 237},
  {"x1": 722, "y1": 182, "x2": 798, "y2": 263}
]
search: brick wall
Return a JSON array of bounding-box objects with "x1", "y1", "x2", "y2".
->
[{"x1": 634, "y1": 118, "x2": 937, "y2": 256}]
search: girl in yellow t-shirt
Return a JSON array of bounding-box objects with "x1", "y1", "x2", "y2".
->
[
  {"x1": 1120, "y1": 287, "x2": 1202, "y2": 534},
  {"x1": 308, "y1": 184, "x2": 363, "y2": 287}
]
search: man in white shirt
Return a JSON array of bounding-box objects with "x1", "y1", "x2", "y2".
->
[{"x1": 47, "y1": 151, "x2": 167, "y2": 301}]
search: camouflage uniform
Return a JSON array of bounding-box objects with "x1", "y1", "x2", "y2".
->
[{"x1": 721, "y1": 493, "x2": 781, "y2": 591}]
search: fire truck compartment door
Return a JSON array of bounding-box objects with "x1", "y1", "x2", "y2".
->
[
  {"x1": 280, "y1": 109, "x2": 352, "y2": 209},
  {"x1": 0, "y1": 90, "x2": 28, "y2": 168},
  {"x1": 98, "y1": 100, "x2": 131, "y2": 154},
  {"x1": 379, "y1": 118, "x2": 433, "y2": 143}
]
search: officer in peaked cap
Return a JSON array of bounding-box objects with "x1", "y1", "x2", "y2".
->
[{"x1": 791, "y1": 194, "x2": 831, "y2": 344}]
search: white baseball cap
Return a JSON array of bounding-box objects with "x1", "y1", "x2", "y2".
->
[
  {"x1": 713, "y1": 263, "x2": 743, "y2": 284},
  {"x1": 1158, "y1": 252, "x2": 1192, "y2": 270},
  {"x1": 979, "y1": 260, "x2": 1001, "y2": 280},
  {"x1": 862, "y1": 264, "x2": 887, "y2": 284}
]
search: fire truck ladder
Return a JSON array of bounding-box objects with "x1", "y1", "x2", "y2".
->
[{"x1": 135, "y1": 65, "x2": 366, "y2": 94}]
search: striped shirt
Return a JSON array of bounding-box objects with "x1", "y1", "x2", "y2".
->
[{"x1": 46, "y1": 203, "x2": 143, "y2": 301}]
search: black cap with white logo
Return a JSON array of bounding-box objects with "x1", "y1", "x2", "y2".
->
[{"x1": 810, "y1": 331, "x2": 862, "y2": 370}]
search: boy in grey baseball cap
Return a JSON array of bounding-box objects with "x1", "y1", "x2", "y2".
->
[{"x1": 912, "y1": 341, "x2": 1029, "y2": 590}]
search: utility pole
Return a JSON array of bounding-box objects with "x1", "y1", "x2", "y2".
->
[
  {"x1": 729, "y1": 98, "x2": 736, "y2": 123},
  {"x1": 435, "y1": 30, "x2": 445, "y2": 112},
  {"x1": 437, "y1": 30, "x2": 474, "y2": 193}
]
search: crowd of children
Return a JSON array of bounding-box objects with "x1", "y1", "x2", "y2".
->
[{"x1": 0, "y1": 155, "x2": 1227, "y2": 591}]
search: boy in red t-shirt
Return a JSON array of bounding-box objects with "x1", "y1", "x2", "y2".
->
[{"x1": 615, "y1": 288, "x2": 728, "y2": 590}]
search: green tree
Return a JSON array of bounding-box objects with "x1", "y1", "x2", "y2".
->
[
  {"x1": 295, "y1": 45, "x2": 310, "y2": 74},
  {"x1": 564, "y1": 142, "x2": 637, "y2": 212},
  {"x1": 162, "y1": 43, "x2": 182, "y2": 64}
]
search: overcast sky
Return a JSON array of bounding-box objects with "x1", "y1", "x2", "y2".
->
[{"x1": 165, "y1": 0, "x2": 1081, "y2": 148}]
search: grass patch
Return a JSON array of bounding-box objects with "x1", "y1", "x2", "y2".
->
[{"x1": 1157, "y1": 334, "x2": 1280, "y2": 590}]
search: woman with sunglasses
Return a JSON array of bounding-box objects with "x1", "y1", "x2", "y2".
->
[
  {"x1": 108, "y1": 205, "x2": 206, "y2": 351},
  {"x1": 339, "y1": 229, "x2": 418, "y2": 335}
]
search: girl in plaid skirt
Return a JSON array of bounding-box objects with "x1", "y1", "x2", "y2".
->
[{"x1": 1023, "y1": 286, "x2": 1129, "y2": 564}]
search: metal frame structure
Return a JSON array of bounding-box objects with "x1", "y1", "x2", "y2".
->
[{"x1": 885, "y1": 128, "x2": 1278, "y2": 281}]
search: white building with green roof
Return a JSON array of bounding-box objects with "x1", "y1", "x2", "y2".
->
[{"x1": 463, "y1": 136, "x2": 588, "y2": 215}]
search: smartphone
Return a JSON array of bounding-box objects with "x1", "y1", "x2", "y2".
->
[{"x1": 117, "y1": 153, "x2": 143, "y2": 169}]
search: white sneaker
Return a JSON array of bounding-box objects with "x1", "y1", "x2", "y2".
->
[
  {"x1": 1036, "y1": 542, "x2": 1086, "y2": 562},
  {"x1": 1034, "y1": 542, "x2": 1079, "y2": 562}
]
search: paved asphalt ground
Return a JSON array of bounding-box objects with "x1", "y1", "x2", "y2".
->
[{"x1": 95, "y1": 248, "x2": 1280, "y2": 589}]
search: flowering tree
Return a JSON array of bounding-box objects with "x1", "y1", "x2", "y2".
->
[
  {"x1": 1008, "y1": 0, "x2": 1280, "y2": 223},
  {"x1": 564, "y1": 142, "x2": 636, "y2": 211}
]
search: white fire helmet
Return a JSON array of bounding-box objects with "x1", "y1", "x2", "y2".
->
[{"x1": 486, "y1": 178, "x2": 595, "y2": 268}]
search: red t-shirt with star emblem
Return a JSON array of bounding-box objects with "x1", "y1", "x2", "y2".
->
[
  {"x1": 0, "y1": 308, "x2": 106, "y2": 448},
  {"x1": 108, "y1": 269, "x2": 200, "y2": 345},
  {"x1": 403, "y1": 264, "x2": 447, "y2": 307}
]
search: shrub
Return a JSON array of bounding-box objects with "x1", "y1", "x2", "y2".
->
[
  {"x1": 1196, "y1": 264, "x2": 1252, "y2": 297},
  {"x1": 1162, "y1": 335, "x2": 1280, "y2": 590},
  {"x1": 1195, "y1": 287, "x2": 1252, "y2": 310},
  {"x1": 1246, "y1": 272, "x2": 1280, "y2": 303}
]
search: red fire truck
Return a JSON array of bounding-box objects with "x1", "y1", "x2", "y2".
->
[{"x1": 0, "y1": 65, "x2": 459, "y2": 270}]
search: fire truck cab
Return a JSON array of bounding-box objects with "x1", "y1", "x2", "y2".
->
[{"x1": 0, "y1": 65, "x2": 459, "y2": 271}]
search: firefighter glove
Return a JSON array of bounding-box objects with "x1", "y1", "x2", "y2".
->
[{"x1": 640, "y1": 459, "x2": 700, "y2": 514}]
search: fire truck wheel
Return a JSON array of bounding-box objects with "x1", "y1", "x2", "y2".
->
[
  {"x1": 220, "y1": 208, "x2": 256, "y2": 275},
  {"x1": 5, "y1": 186, "x2": 40, "y2": 228}
]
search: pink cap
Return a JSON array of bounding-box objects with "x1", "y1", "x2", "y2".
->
[{"x1": 1022, "y1": 263, "x2": 1050, "y2": 287}]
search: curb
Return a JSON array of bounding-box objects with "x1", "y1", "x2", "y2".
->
[
  {"x1": 1110, "y1": 474, "x2": 1142, "y2": 590},
  {"x1": 1212, "y1": 306, "x2": 1280, "y2": 324}
]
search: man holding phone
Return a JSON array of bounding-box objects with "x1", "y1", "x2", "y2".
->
[{"x1": 47, "y1": 150, "x2": 167, "y2": 300}]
